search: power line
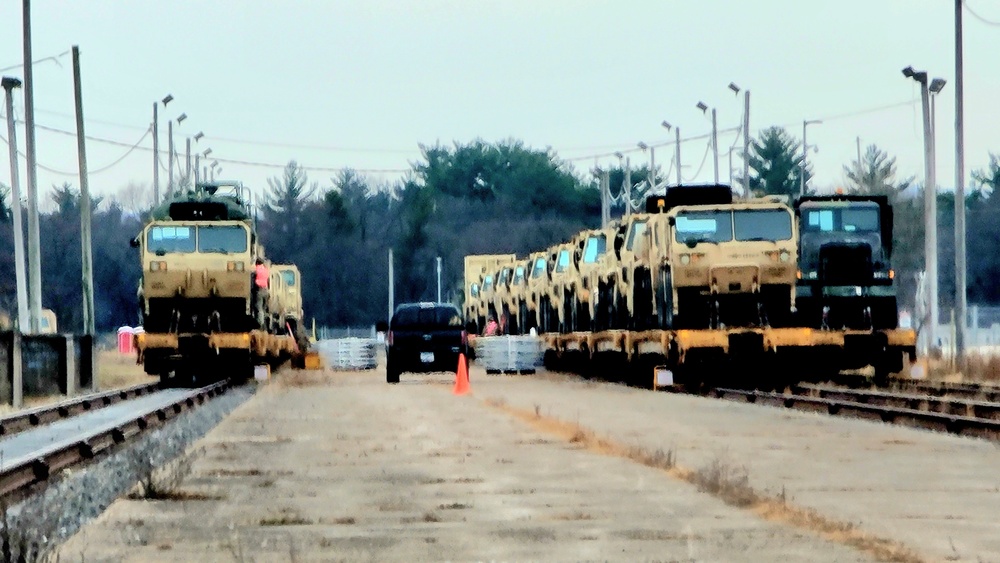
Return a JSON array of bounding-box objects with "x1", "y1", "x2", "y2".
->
[
  {"x1": 964, "y1": 0, "x2": 1000, "y2": 26},
  {"x1": 0, "y1": 126, "x2": 151, "y2": 176}
]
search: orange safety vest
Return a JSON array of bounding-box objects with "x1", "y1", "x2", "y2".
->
[{"x1": 255, "y1": 264, "x2": 269, "y2": 288}]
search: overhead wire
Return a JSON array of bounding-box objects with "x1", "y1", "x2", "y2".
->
[
  {"x1": 964, "y1": 0, "x2": 1000, "y2": 26},
  {"x1": 683, "y1": 139, "x2": 713, "y2": 182}
]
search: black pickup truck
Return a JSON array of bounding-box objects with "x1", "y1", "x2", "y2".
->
[{"x1": 386, "y1": 302, "x2": 468, "y2": 384}]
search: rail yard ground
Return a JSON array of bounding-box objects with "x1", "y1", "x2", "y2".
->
[{"x1": 59, "y1": 364, "x2": 1000, "y2": 562}]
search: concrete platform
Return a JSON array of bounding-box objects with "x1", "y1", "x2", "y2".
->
[{"x1": 59, "y1": 368, "x2": 877, "y2": 562}]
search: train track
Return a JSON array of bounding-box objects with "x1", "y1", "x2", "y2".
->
[
  {"x1": 0, "y1": 380, "x2": 231, "y2": 498},
  {"x1": 710, "y1": 383, "x2": 1000, "y2": 441},
  {"x1": 0, "y1": 382, "x2": 162, "y2": 438}
]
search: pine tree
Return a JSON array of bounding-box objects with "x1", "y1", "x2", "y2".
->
[{"x1": 747, "y1": 127, "x2": 810, "y2": 198}]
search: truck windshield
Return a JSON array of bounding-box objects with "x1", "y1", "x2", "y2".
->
[
  {"x1": 626, "y1": 220, "x2": 648, "y2": 251},
  {"x1": 555, "y1": 250, "x2": 570, "y2": 273},
  {"x1": 148, "y1": 226, "x2": 195, "y2": 254},
  {"x1": 393, "y1": 306, "x2": 463, "y2": 328},
  {"x1": 281, "y1": 270, "x2": 296, "y2": 286},
  {"x1": 482, "y1": 275, "x2": 494, "y2": 292},
  {"x1": 470, "y1": 283, "x2": 479, "y2": 298},
  {"x1": 674, "y1": 211, "x2": 732, "y2": 244},
  {"x1": 531, "y1": 258, "x2": 546, "y2": 278},
  {"x1": 582, "y1": 235, "x2": 606, "y2": 263},
  {"x1": 803, "y1": 206, "x2": 880, "y2": 233},
  {"x1": 198, "y1": 225, "x2": 248, "y2": 253},
  {"x1": 512, "y1": 266, "x2": 525, "y2": 285},
  {"x1": 734, "y1": 209, "x2": 793, "y2": 241}
]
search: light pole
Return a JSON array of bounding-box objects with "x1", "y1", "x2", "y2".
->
[
  {"x1": 638, "y1": 140, "x2": 655, "y2": 197},
  {"x1": 696, "y1": 102, "x2": 719, "y2": 183},
  {"x1": 153, "y1": 94, "x2": 172, "y2": 204},
  {"x1": 2, "y1": 76, "x2": 29, "y2": 332},
  {"x1": 954, "y1": 0, "x2": 967, "y2": 356},
  {"x1": 662, "y1": 121, "x2": 681, "y2": 185},
  {"x1": 800, "y1": 119, "x2": 822, "y2": 196},
  {"x1": 729, "y1": 82, "x2": 751, "y2": 197},
  {"x1": 193, "y1": 131, "x2": 204, "y2": 184},
  {"x1": 210, "y1": 160, "x2": 219, "y2": 181},
  {"x1": 903, "y1": 65, "x2": 941, "y2": 352}
]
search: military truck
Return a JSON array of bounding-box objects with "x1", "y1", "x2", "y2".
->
[
  {"x1": 514, "y1": 251, "x2": 549, "y2": 334},
  {"x1": 463, "y1": 254, "x2": 515, "y2": 333},
  {"x1": 563, "y1": 226, "x2": 616, "y2": 332},
  {"x1": 541, "y1": 242, "x2": 574, "y2": 333},
  {"x1": 794, "y1": 195, "x2": 897, "y2": 329},
  {"x1": 623, "y1": 186, "x2": 797, "y2": 330},
  {"x1": 132, "y1": 182, "x2": 296, "y2": 383}
]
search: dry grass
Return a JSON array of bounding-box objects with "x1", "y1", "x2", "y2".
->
[
  {"x1": 483, "y1": 399, "x2": 927, "y2": 563},
  {"x1": 259, "y1": 513, "x2": 312, "y2": 526},
  {"x1": 957, "y1": 353, "x2": 1000, "y2": 383},
  {"x1": 274, "y1": 368, "x2": 330, "y2": 388},
  {"x1": 98, "y1": 350, "x2": 157, "y2": 390}
]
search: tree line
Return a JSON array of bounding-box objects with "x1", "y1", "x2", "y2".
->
[{"x1": 0, "y1": 131, "x2": 998, "y2": 333}]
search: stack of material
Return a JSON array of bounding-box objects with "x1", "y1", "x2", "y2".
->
[
  {"x1": 474, "y1": 335, "x2": 543, "y2": 374},
  {"x1": 314, "y1": 338, "x2": 377, "y2": 370}
]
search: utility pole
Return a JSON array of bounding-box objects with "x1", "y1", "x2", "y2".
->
[
  {"x1": 22, "y1": 0, "x2": 41, "y2": 334},
  {"x1": 919, "y1": 77, "x2": 937, "y2": 351},
  {"x1": 675, "y1": 126, "x2": 682, "y2": 185},
  {"x1": 649, "y1": 147, "x2": 656, "y2": 193},
  {"x1": 72, "y1": 46, "x2": 94, "y2": 335},
  {"x1": 167, "y1": 120, "x2": 174, "y2": 198},
  {"x1": 152, "y1": 102, "x2": 159, "y2": 204},
  {"x1": 624, "y1": 158, "x2": 632, "y2": 216},
  {"x1": 743, "y1": 91, "x2": 750, "y2": 197},
  {"x1": 711, "y1": 108, "x2": 719, "y2": 184},
  {"x1": 2, "y1": 77, "x2": 29, "y2": 332},
  {"x1": 954, "y1": 0, "x2": 967, "y2": 355},
  {"x1": 388, "y1": 249, "x2": 394, "y2": 322},
  {"x1": 599, "y1": 167, "x2": 609, "y2": 228},
  {"x1": 436, "y1": 257, "x2": 442, "y2": 302},
  {"x1": 194, "y1": 154, "x2": 200, "y2": 185},
  {"x1": 800, "y1": 120, "x2": 822, "y2": 197},
  {"x1": 185, "y1": 137, "x2": 191, "y2": 188}
]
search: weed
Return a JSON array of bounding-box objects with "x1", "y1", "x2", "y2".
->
[
  {"x1": 437, "y1": 502, "x2": 471, "y2": 510},
  {"x1": 422, "y1": 512, "x2": 441, "y2": 523},
  {"x1": 692, "y1": 457, "x2": 756, "y2": 508}
]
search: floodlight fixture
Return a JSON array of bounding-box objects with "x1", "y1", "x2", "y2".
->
[
  {"x1": 929, "y1": 78, "x2": 947, "y2": 93},
  {"x1": 637, "y1": 142, "x2": 648, "y2": 150},
  {"x1": 661, "y1": 120, "x2": 672, "y2": 131},
  {"x1": 194, "y1": 132, "x2": 204, "y2": 141},
  {"x1": 162, "y1": 94, "x2": 173, "y2": 105},
  {"x1": 902, "y1": 66, "x2": 927, "y2": 84},
  {"x1": 202, "y1": 148, "x2": 212, "y2": 157},
  {"x1": 1, "y1": 76, "x2": 22, "y2": 89},
  {"x1": 696, "y1": 101, "x2": 708, "y2": 113},
  {"x1": 728, "y1": 82, "x2": 740, "y2": 94},
  {"x1": 176, "y1": 113, "x2": 187, "y2": 124}
]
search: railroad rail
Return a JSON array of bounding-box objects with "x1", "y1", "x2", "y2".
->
[
  {"x1": 0, "y1": 380, "x2": 230, "y2": 498},
  {"x1": 0, "y1": 382, "x2": 161, "y2": 438},
  {"x1": 711, "y1": 386, "x2": 1000, "y2": 441}
]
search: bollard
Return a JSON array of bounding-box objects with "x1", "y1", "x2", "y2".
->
[
  {"x1": 65, "y1": 336, "x2": 78, "y2": 396},
  {"x1": 12, "y1": 332, "x2": 22, "y2": 409}
]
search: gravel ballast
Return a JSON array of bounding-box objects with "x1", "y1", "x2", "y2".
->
[{"x1": 1, "y1": 384, "x2": 255, "y2": 560}]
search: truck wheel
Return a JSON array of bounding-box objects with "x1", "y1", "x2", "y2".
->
[{"x1": 386, "y1": 362, "x2": 400, "y2": 384}]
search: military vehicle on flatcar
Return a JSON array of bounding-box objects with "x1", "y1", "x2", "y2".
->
[
  {"x1": 463, "y1": 254, "x2": 515, "y2": 333},
  {"x1": 795, "y1": 195, "x2": 897, "y2": 329}
]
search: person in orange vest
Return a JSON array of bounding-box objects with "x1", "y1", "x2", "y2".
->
[{"x1": 253, "y1": 258, "x2": 270, "y2": 328}]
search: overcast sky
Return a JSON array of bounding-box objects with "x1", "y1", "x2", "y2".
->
[{"x1": 1, "y1": 0, "x2": 998, "y2": 209}]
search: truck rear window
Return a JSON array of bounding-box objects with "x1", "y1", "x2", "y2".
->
[{"x1": 392, "y1": 306, "x2": 463, "y2": 328}]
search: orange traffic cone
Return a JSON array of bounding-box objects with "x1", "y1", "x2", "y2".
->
[{"x1": 453, "y1": 353, "x2": 471, "y2": 395}]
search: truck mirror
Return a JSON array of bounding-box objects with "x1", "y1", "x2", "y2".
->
[
  {"x1": 130, "y1": 237, "x2": 140, "y2": 248},
  {"x1": 375, "y1": 320, "x2": 389, "y2": 332},
  {"x1": 614, "y1": 232, "x2": 625, "y2": 259},
  {"x1": 668, "y1": 216, "x2": 676, "y2": 226}
]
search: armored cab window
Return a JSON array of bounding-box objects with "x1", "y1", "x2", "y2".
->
[
  {"x1": 498, "y1": 268, "x2": 512, "y2": 285},
  {"x1": 149, "y1": 226, "x2": 196, "y2": 254},
  {"x1": 198, "y1": 225, "x2": 248, "y2": 253},
  {"x1": 281, "y1": 270, "x2": 297, "y2": 286},
  {"x1": 803, "y1": 206, "x2": 880, "y2": 233},
  {"x1": 626, "y1": 220, "x2": 648, "y2": 251},
  {"x1": 674, "y1": 211, "x2": 733, "y2": 244},
  {"x1": 470, "y1": 283, "x2": 480, "y2": 298},
  {"x1": 734, "y1": 209, "x2": 793, "y2": 242},
  {"x1": 513, "y1": 266, "x2": 526, "y2": 285},
  {"x1": 482, "y1": 275, "x2": 494, "y2": 292},
  {"x1": 531, "y1": 258, "x2": 547, "y2": 278},
  {"x1": 555, "y1": 250, "x2": 571, "y2": 273},
  {"x1": 582, "y1": 235, "x2": 607, "y2": 263}
]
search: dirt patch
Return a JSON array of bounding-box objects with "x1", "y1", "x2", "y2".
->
[
  {"x1": 620, "y1": 529, "x2": 702, "y2": 541},
  {"x1": 437, "y1": 502, "x2": 471, "y2": 510},
  {"x1": 274, "y1": 369, "x2": 330, "y2": 388},
  {"x1": 548, "y1": 511, "x2": 592, "y2": 521},
  {"x1": 259, "y1": 509, "x2": 312, "y2": 526},
  {"x1": 483, "y1": 397, "x2": 926, "y2": 563}
]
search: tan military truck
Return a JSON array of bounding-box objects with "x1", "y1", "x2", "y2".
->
[
  {"x1": 563, "y1": 226, "x2": 616, "y2": 332},
  {"x1": 542, "y1": 242, "x2": 574, "y2": 333},
  {"x1": 511, "y1": 251, "x2": 549, "y2": 334},
  {"x1": 633, "y1": 188, "x2": 798, "y2": 329},
  {"x1": 489, "y1": 257, "x2": 519, "y2": 333},
  {"x1": 599, "y1": 213, "x2": 654, "y2": 330},
  {"x1": 463, "y1": 254, "x2": 515, "y2": 333}
]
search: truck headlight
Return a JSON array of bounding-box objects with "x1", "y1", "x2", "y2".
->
[
  {"x1": 779, "y1": 250, "x2": 790, "y2": 262},
  {"x1": 680, "y1": 254, "x2": 691, "y2": 265}
]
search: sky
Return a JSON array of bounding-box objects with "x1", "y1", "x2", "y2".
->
[{"x1": 1, "y1": 0, "x2": 998, "y2": 211}]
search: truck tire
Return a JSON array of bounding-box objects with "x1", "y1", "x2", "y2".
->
[{"x1": 386, "y1": 361, "x2": 400, "y2": 384}]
